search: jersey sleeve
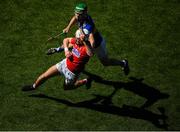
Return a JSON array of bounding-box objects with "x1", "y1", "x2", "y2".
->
[
  {"x1": 70, "y1": 38, "x2": 76, "y2": 45},
  {"x1": 87, "y1": 15, "x2": 95, "y2": 28},
  {"x1": 84, "y1": 24, "x2": 93, "y2": 33}
]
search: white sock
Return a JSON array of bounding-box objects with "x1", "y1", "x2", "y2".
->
[
  {"x1": 83, "y1": 78, "x2": 88, "y2": 83},
  {"x1": 33, "y1": 83, "x2": 36, "y2": 89}
]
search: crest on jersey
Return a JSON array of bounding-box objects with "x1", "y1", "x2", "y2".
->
[{"x1": 72, "y1": 48, "x2": 80, "y2": 58}]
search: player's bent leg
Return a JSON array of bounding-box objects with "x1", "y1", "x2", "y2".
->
[
  {"x1": 100, "y1": 57, "x2": 124, "y2": 67},
  {"x1": 94, "y1": 38, "x2": 130, "y2": 75},
  {"x1": 95, "y1": 40, "x2": 124, "y2": 67},
  {"x1": 74, "y1": 79, "x2": 87, "y2": 88},
  {"x1": 98, "y1": 54, "x2": 130, "y2": 75},
  {"x1": 34, "y1": 65, "x2": 60, "y2": 88},
  {"x1": 100, "y1": 57, "x2": 130, "y2": 75},
  {"x1": 98, "y1": 56, "x2": 110, "y2": 66},
  {"x1": 63, "y1": 79, "x2": 76, "y2": 90},
  {"x1": 22, "y1": 65, "x2": 59, "y2": 91},
  {"x1": 74, "y1": 77, "x2": 93, "y2": 89},
  {"x1": 63, "y1": 77, "x2": 92, "y2": 90}
]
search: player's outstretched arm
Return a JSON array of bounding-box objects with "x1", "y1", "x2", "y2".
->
[
  {"x1": 63, "y1": 16, "x2": 77, "y2": 33},
  {"x1": 46, "y1": 40, "x2": 73, "y2": 56},
  {"x1": 46, "y1": 47, "x2": 64, "y2": 55}
]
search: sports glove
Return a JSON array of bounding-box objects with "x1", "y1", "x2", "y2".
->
[{"x1": 46, "y1": 47, "x2": 64, "y2": 55}]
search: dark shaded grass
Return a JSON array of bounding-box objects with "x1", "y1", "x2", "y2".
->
[{"x1": 0, "y1": 0, "x2": 179, "y2": 130}]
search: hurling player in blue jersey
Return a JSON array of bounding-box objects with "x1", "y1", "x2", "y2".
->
[{"x1": 47, "y1": 3, "x2": 129, "y2": 75}]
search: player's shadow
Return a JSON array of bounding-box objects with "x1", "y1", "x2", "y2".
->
[
  {"x1": 29, "y1": 93, "x2": 168, "y2": 130},
  {"x1": 82, "y1": 70, "x2": 169, "y2": 108},
  {"x1": 29, "y1": 71, "x2": 169, "y2": 130}
]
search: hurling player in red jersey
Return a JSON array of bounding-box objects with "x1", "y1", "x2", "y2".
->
[{"x1": 22, "y1": 29, "x2": 94, "y2": 91}]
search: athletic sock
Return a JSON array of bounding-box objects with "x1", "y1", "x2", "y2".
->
[
  {"x1": 83, "y1": 78, "x2": 88, "y2": 84},
  {"x1": 33, "y1": 83, "x2": 36, "y2": 89}
]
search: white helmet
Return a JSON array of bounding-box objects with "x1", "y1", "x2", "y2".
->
[{"x1": 75, "y1": 29, "x2": 90, "y2": 38}]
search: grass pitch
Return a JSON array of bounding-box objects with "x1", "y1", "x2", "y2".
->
[{"x1": 0, "y1": 0, "x2": 179, "y2": 130}]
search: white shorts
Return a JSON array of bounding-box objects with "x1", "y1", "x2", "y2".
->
[
  {"x1": 56, "y1": 59, "x2": 78, "y2": 85},
  {"x1": 94, "y1": 38, "x2": 107, "y2": 60}
]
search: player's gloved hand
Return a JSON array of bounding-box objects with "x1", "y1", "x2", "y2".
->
[
  {"x1": 46, "y1": 48, "x2": 57, "y2": 55},
  {"x1": 46, "y1": 47, "x2": 64, "y2": 55},
  {"x1": 63, "y1": 27, "x2": 69, "y2": 34}
]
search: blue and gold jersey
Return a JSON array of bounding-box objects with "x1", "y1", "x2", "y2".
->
[{"x1": 78, "y1": 15, "x2": 103, "y2": 48}]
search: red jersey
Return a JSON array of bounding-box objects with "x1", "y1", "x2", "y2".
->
[{"x1": 66, "y1": 38, "x2": 90, "y2": 74}]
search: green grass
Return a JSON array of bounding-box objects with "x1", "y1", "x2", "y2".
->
[{"x1": 0, "y1": 0, "x2": 180, "y2": 130}]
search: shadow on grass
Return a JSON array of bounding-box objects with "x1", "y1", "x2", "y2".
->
[
  {"x1": 82, "y1": 70, "x2": 169, "y2": 109},
  {"x1": 29, "y1": 93, "x2": 168, "y2": 130},
  {"x1": 29, "y1": 70, "x2": 169, "y2": 130}
]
